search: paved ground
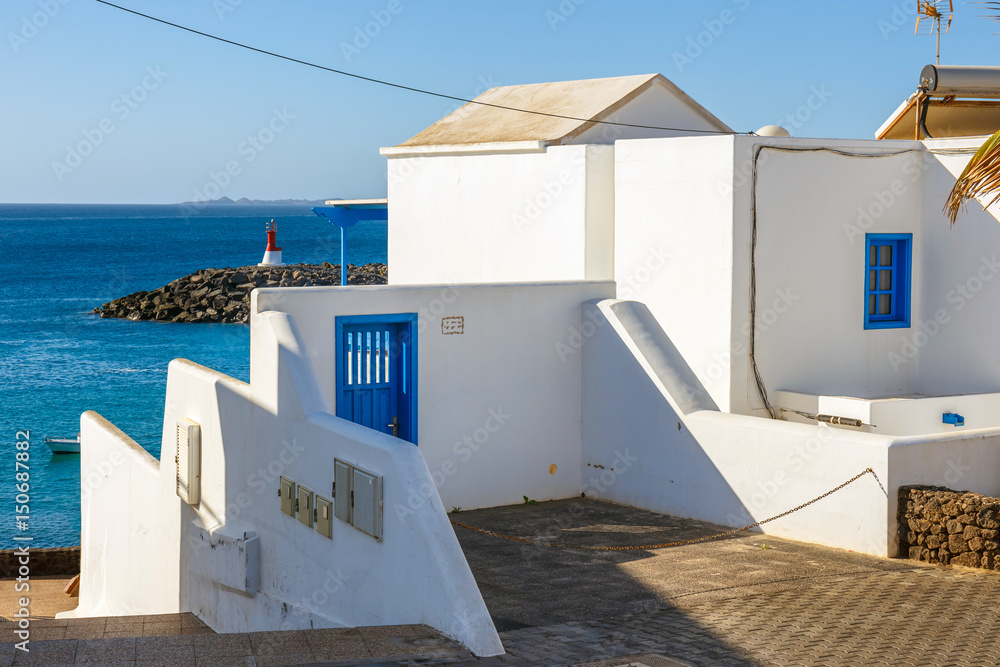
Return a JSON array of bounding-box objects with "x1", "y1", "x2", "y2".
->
[
  {"x1": 450, "y1": 498, "x2": 1000, "y2": 666},
  {"x1": 6, "y1": 498, "x2": 1000, "y2": 665},
  {"x1": 0, "y1": 615, "x2": 473, "y2": 665}
]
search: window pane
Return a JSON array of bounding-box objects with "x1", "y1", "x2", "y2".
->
[
  {"x1": 878, "y1": 293, "x2": 892, "y2": 315},
  {"x1": 869, "y1": 270, "x2": 876, "y2": 291},
  {"x1": 879, "y1": 270, "x2": 893, "y2": 290},
  {"x1": 879, "y1": 244, "x2": 893, "y2": 267},
  {"x1": 347, "y1": 333, "x2": 353, "y2": 385},
  {"x1": 869, "y1": 245, "x2": 877, "y2": 267},
  {"x1": 869, "y1": 294, "x2": 876, "y2": 315}
]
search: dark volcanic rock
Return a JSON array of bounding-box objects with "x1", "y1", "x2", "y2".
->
[{"x1": 93, "y1": 263, "x2": 387, "y2": 324}]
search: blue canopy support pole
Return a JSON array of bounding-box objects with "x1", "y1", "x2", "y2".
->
[
  {"x1": 340, "y1": 224, "x2": 347, "y2": 286},
  {"x1": 311, "y1": 199, "x2": 388, "y2": 287}
]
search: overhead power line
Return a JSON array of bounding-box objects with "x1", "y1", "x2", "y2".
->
[{"x1": 93, "y1": 0, "x2": 738, "y2": 136}]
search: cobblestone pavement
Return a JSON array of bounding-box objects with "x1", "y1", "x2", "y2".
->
[
  {"x1": 447, "y1": 568, "x2": 1000, "y2": 666},
  {"x1": 451, "y1": 499, "x2": 1000, "y2": 666}
]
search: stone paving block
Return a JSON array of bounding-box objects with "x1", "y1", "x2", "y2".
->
[
  {"x1": 302, "y1": 627, "x2": 368, "y2": 662},
  {"x1": 139, "y1": 622, "x2": 182, "y2": 637},
  {"x1": 74, "y1": 637, "x2": 135, "y2": 664},
  {"x1": 194, "y1": 657, "x2": 255, "y2": 667},
  {"x1": 247, "y1": 629, "x2": 312, "y2": 661},
  {"x1": 0, "y1": 642, "x2": 13, "y2": 667},
  {"x1": 135, "y1": 634, "x2": 195, "y2": 663},
  {"x1": 10, "y1": 638, "x2": 77, "y2": 665},
  {"x1": 191, "y1": 632, "x2": 252, "y2": 659}
]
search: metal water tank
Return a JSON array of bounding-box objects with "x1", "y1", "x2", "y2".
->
[{"x1": 920, "y1": 65, "x2": 1000, "y2": 93}]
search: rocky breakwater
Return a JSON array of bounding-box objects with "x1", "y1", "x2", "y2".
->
[{"x1": 95, "y1": 263, "x2": 387, "y2": 324}]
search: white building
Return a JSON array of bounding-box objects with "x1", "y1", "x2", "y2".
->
[{"x1": 70, "y1": 72, "x2": 1000, "y2": 657}]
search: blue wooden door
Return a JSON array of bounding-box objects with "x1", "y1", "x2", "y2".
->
[{"x1": 336, "y1": 315, "x2": 416, "y2": 443}]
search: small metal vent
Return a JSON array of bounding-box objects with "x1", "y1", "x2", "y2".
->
[{"x1": 175, "y1": 418, "x2": 201, "y2": 505}]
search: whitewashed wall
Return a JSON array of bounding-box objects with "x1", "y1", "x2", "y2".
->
[
  {"x1": 582, "y1": 298, "x2": 1000, "y2": 556},
  {"x1": 253, "y1": 281, "x2": 616, "y2": 510},
  {"x1": 571, "y1": 81, "x2": 729, "y2": 144},
  {"x1": 916, "y1": 138, "x2": 1000, "y2": 395},
  {"x1": 613, "y1": 135, "x2": 739, "y2": 412},
  {"x1": 582, "y1": 299, "x2": 893, "y2": 556},
  {"x1": 70, "y1": 412, "x2": 181, "y2": 618},
  {"x1": 67, "y1": 348, "x2": 503, "y2": 656},
  {"x1": 384, "y1": 145, "x2": 615, "y2": 285},
  {"x1": 612, "y1": 134, "x2": 1000, "y2": 418},
  {"x1": 733, "y1": 137, "x2": 927, "y2": 415}
]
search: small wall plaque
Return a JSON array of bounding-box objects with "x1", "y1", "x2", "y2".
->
[{"x1": 441, "y1": 316, "x2": 464, "y2": 335}]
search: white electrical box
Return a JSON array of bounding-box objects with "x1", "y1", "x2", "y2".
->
[{"x1": 175, "y1": 418, "x2": 201, "y2": 505}]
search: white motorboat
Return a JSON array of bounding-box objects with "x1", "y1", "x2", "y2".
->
[{"x1": 44, "y1": 435, "x2": 80, "y2": 454}]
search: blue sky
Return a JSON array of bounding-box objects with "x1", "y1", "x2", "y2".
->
[{"x1": 2, "y1": 0, "x2": 997, "y2": 204}]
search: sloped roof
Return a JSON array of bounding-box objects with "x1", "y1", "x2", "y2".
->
[
  {"x1": 393, "y1": 73, "x2": 731, "y2": 148},
  {"x1": 877, "y1": 92, "x2": 1000, "y2": 140}
]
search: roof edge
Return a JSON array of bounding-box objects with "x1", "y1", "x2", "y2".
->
[{"x1": 380, "y1": 141, "x2": 549, "y2": 158}]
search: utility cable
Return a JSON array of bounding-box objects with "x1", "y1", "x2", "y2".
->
[
  {"x1": 93, "y1": 0, "x2": 739, "y2": 136},
  {"x1": 749, "y1": 144, "x2": 949, "y2": 419}
]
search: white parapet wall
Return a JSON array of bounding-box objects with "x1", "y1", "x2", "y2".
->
[
  {"x1": 65, "y1": 311, "x2": 504, "y2": 656},
  {"x1": 69, "y1": 411, "x2": 180, "y2": 618},
  {"x1": 582, "y1": 298, "x2": 1000, "y2": 557},
  {"x1": 252, "y1": 280, "x2": 617, "y2": 511},
  {"x1": 383, "y1": 144, "x2": 615, "y2": 285}
]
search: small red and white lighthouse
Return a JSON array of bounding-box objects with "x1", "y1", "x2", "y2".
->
[{"x1": 259, "y1": 219, "x2": 284, "y2": 266}]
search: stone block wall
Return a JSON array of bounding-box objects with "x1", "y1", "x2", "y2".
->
[
  {"x1": 0, "y1": 546, "x2": 80, "y2": 577},
  {"x1": 898, "y1": 485, "x2": 1000, "y2": 569}
]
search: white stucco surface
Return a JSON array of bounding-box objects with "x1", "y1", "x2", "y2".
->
[
  {"x1": 613, "y1": 135, "x2": 738, "y2": 411},
  {"x1": 68, "y1": 324, "x2": 504, "y2": 656},
  {"x1": 253, "y1": 280, "x2": 616, "y2": 511},
  {"x1": 70, "y1": 411, "x2": 180, "y2": 618},
  {"x1": 582, "y1": 298, "x2": 1000, "y2": 557},
  {"x1": 385, "y1": 145, "x2": 615, "y2": 285},
  {"x1": 613, "y1": 133, "x2": 1000, "y2": 418}
]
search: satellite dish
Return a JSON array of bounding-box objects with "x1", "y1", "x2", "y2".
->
[{"x1": 755, "y1": 125, "x2": 791, "y2": 137}]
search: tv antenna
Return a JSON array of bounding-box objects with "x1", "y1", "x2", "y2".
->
[{"x1": 916, "y1": 1, "x2": 954, "y2": 64}]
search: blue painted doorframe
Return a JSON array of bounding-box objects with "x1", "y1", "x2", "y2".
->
[{"x1": 335, "y1": 313, "x2": 418, "y2": 444}]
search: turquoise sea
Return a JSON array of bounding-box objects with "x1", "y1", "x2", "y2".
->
[{"x1": 0, "y1": 204, "x2": 387, "y2": 548}]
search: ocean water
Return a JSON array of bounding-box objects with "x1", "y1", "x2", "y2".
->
[{"x1": 0, "y1": 204, "x2": 387, "y2": 548}]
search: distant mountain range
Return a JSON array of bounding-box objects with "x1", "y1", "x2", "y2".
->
[{"x1": 178, "y1": 196, "x2": 334, "y2": 207}]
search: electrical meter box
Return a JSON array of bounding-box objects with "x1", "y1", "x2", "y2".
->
[
  {"x1": 332, "y1": 458, "x2": 383, "y2": 540},
  {"x1": 315, "y1": 495, "x2": 333, "y2": 539},
  {"x1": 297, "y1": 485, "x2": 314, "y2": 528},
  {"x1": 280, "y1": 476, "x2": 295, "y2": 517},
  {"x1": 352, "y1": 468, "x2": 382, "y2": 539},
  {"x1": 334, "y1": 459, "x2": 352, "y2": 523}
]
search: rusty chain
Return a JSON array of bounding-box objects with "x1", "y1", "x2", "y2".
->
[{"x1": 450, "y1": 467, "x2": 880, "y2": 552}]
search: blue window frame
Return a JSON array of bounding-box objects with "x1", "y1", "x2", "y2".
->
[{"x1": 864, "y1": 233, "x2": 912, "y2": 330}]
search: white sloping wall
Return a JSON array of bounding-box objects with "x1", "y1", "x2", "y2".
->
[{"x1": 66, "y1": 339, "x2": 503, "y2": 657}]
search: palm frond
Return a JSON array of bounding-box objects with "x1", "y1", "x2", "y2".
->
[
  {"x1": 971, "y1": 0, "x2": 1000, "y2": 19},
  {"x1": 945, "y1": 130, "x2": 1000, "y2": 226}
]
